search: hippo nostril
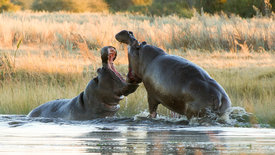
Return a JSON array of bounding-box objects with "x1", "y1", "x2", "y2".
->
[{"x1": 115, "y1": 34, "x2": 120, "y2": 41}]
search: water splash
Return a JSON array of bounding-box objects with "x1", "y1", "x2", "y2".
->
[
  {"x1": 227, "y1": 106, "x2": 263, "y2": 127},
  {"x1": 124, "y1": 96, "x2": 128, "y2": 109},
  {"x1": 131, "y1": 106, "x2": 270, "y2": 127},
  {"x1": 184, "y1": 106, "x2": 266, "y2": 127},
  {"x1": 0, "y1": 106, "x2": 269, "y2": 128}
]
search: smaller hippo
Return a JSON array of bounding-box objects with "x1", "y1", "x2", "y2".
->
[
  {"x1": 115, "y1": 30, "x2": 231, "y2": 119},
  {"x1": 28, "y1": 46, "x2": 139, "y2": 120}
]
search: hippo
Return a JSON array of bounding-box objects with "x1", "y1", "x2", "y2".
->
[
  {"x1": 28, "y1": 46, "x2": 139, "y2": 120},
  {"x1": 115, "y1": 30, "x2": 231, "y2": 119}
]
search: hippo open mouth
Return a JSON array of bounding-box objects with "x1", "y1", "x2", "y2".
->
[
  {"x1": 126, "y1": 66, "x2": 142, "y2": 84},
  {"x1": 127, "y1": 68, "x2": 137, "y2": 83},
  {"x1": 115, "y1": 30, "x2": 142, "y2": 84},
  {"x1": 103, "y1": 102, "x2": 121, "y2": 112},
  {"x1": 107, "y1": 47, "x2": 125, "y2": 82}
]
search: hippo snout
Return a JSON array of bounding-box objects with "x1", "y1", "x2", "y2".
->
[
  {"x1": 123, "y1": 83, "x2": 139, "y2": 96},
  {"x1": 115, "y1": 30, "x2": 130, "y2": 44},
  {"x1": 115, "y1": 30, "x2": 138, "y2": 46}
]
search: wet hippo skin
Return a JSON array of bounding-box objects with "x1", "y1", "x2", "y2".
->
[
  {"x1": 28, "y1": 46, "x2": 139, "y2": 120},
  {"x1": 115, "y1": 30, "x2": 231, "y2": 119}
]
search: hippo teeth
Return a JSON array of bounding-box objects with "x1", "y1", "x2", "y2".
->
[
  {"x1": 107, "y1": 49, "x2": 126, "y2": 82},
  {"x1": 115, "y1": 95, "x2": 124, "y2": 100},
  {"x1": 108, "y1": 61, "x2": 125, "y2": 82},
  {"x1": 110, "y1": 63, "x2": 125, "y2": 82},
  {"x1": 119, "y1": 95, "x2": 125, "y2": 99}
]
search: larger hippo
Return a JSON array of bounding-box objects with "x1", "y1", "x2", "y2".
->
[
  {"x1": 115, "y1": 30, "x2": 231, "y2": 119},
  {"x1": 28, "y1": 46, "x2": 139, "y2": 120}
]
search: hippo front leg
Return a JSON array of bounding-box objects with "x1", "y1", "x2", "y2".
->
[{"x1": 148, "y1": 95, "x2": 159, "y2": 118}]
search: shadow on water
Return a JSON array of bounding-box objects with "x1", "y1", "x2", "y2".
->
[
  {"x1": 1, "y1": 107, "x2": 275, "y2": 154},
  {"x1": 81, "y1": 128, "x2": 220, "y2": 154}
]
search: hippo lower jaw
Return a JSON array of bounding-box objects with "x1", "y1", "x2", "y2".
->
[
  {"x1": 126, "y1": 76, "x2": 142, "y2": 84},
  {"x1": 103, "y1": 103, "x2": 120, "y2": 112},
  {"x1": 107, "y1": 48, "x2": 126, "y2": 82},
  {"x1": 126, "y1": 68, "x2": 142, "y2": 84},
  {"x1": 101, "y1": 94, "x2": 125, "y2": 112}
]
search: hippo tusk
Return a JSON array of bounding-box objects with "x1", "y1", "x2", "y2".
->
[{"x1": 119, "y1": 95, "x2": 125, "y2": 99}]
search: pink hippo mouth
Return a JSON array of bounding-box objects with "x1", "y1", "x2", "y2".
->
[
  {"x1": 126, "y1": 67, "x2": 142, "y2": 84},
  {"x1": 107, "y1": 48, "x2": 126, "y2": 82},
  {"x1": 126, "y1": 68, "x2": 136, "y2": 83}
]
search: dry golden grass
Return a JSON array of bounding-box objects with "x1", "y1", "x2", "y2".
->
[
  {"x1": 1, "y1": 49, "x2": 275, "y2": 126},
  {"x1": 13, "y1": 50, "x2": 275, "y2": 72},
  {"x1": 0, "y1": 11, "x2": 274, "y2": 53}
]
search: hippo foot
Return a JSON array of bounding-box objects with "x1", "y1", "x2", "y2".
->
[{"x1": 148, "y1": 112, "x2": 157, "y2": 118}]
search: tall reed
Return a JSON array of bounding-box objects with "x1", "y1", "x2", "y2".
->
[{"x1": 0, "y1": 12, "x2": 274, "y2": 53}]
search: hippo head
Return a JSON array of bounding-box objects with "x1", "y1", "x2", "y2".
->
[
  {"x1": 100, "y1": 46, "x2": 123, "y2": 82},
  {"x1": 115, "y1": 30, "x2": 140, "y2": 48},
  {"x1": 115, "y1": 30, "x2": 142, "y2": 84},
  {"x1": 96, "y1": 46, "x2": 139, "y2": 98}
]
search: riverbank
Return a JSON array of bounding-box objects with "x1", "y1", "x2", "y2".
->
[{"x1": 1, "y1": 50, "x2": 274, "y2": 127}]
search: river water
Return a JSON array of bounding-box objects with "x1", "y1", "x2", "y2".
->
[{"x1": 1, "y1": 112, "x2": 275, "y2": 154}]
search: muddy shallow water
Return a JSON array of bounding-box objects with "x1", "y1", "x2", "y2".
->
[{"x1": 1, "y1": 114, "x2": 275, "y2": 154}]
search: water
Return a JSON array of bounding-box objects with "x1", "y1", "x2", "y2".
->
[{"x1": 1, "y1": 112, "x2": 275, "y2": 155}]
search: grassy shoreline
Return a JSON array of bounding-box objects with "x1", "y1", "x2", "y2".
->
[{"x1": 1, "y1": 51, "x2": 274, "y2": 127}]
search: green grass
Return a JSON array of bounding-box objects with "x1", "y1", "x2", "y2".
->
[
  {"x1": 1, "y1": 66, "x2": 274, "y2": 127},
  {"x1": 208, "y1": 67, "x2": 275, "y2": 126}
]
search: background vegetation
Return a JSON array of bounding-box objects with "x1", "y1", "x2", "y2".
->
[
  {"x1": 0, "y1": 0, "x2": 274, "y2": 18},
  {"x1": 1, "y1": 12, "x2": 274, "y2": 52},
  {"x1": 0, "y1": 0, "x2": 20, "y2": 12},
  {"x1": 0, "y1": 12, "x2": 274, "y2": 127}
]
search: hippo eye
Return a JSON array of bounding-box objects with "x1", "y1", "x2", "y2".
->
[{"x1": 129, "y1": 31, "x2": 133, "y2": 35}]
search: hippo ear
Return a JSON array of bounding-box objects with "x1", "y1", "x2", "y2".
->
[{"x1": 141, "y1": 41, "x2": 147, "y2": 45}]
